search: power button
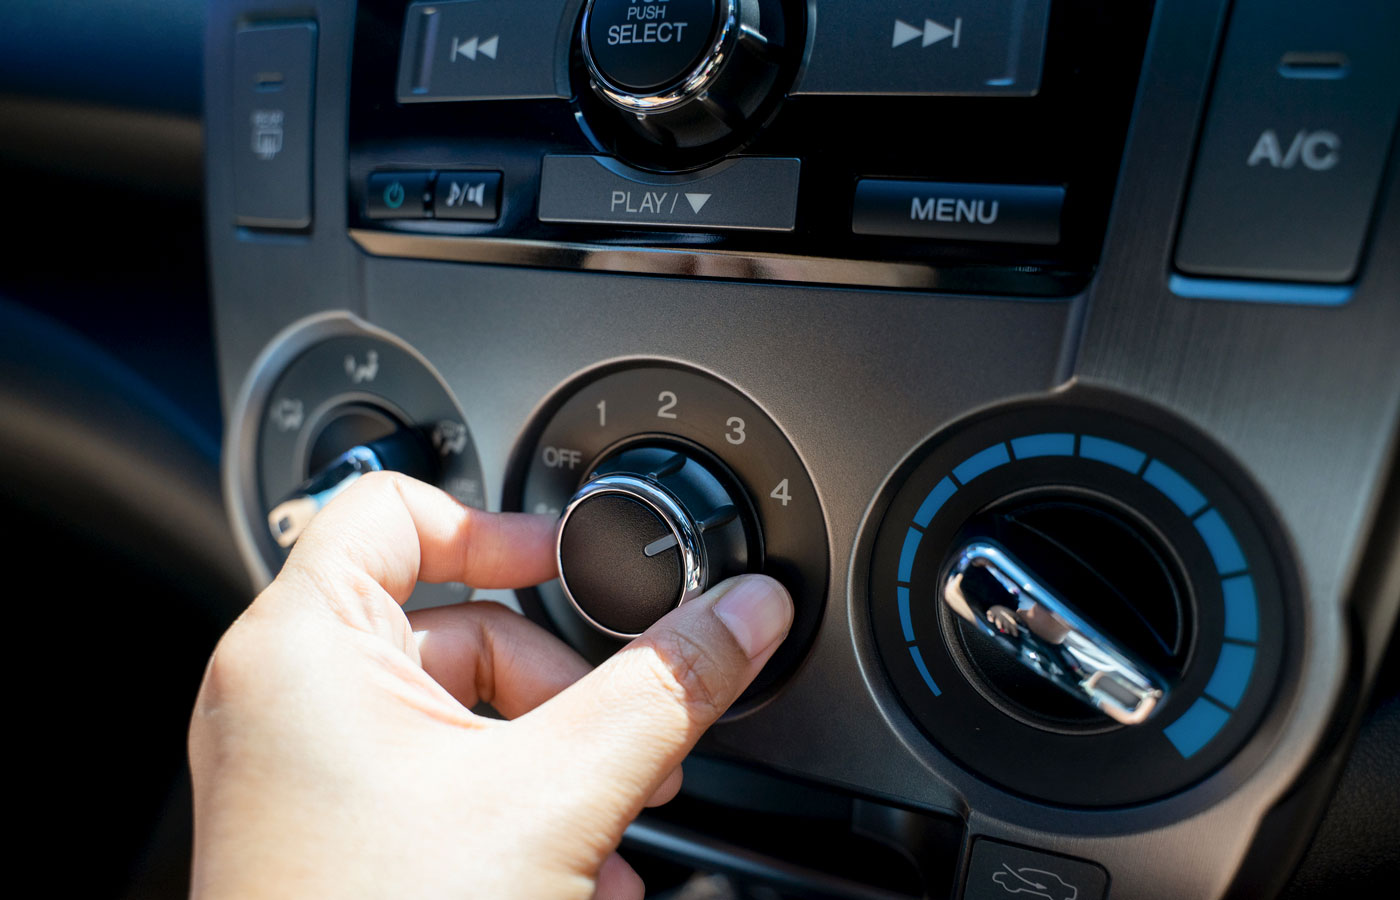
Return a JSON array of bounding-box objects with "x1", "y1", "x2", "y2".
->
[{"x1": 366, "y1": 172, "x2": 431, "y2": 219}]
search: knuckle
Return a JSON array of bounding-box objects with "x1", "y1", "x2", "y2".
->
[
  {"x1": 328, "y1": 569, "x2": 400, "y2": 634},
  {"x1": 315, "y1": 469, "x2": 398, "y2": 528},
  {"x1": 200, "y1": 619, "x2": 282, "y2": 702},
  {"x1": 291, "y1": 471, "x2": 422, "y2": 598},
  {"x1": 197, "y1": 592, "x2": 329, "y2": 706},
  {"x1": 354, "y1": 468, "x2": 400, "y2": 493},
  {"x1": 457, "y1": 506, "x2": 507, "y2": 584},
  {"x1": 641, "y1": 630, "x2": 735, "y2": 721},
  {"x1": 465, "y1": 599, "x2": 517, "y2": 626}
]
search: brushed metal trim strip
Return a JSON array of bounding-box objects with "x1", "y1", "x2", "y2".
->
[
  {"x1": 623, "y1": 818, "x2": 917, "y2": 900},
  {"x1": 348, "y1": 229, "x2": 1072, "y2": 293}
]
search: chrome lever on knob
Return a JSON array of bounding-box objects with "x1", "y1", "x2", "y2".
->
[
  {"x1": 941, "y1": 541, "x2": 1168, "y2": 725},
  {"x1": 266, "y1": 430, "x2": 435, "y2": 549},
  {"x1": 267, "y1": 446, "x2": 384, "y2": 548}
]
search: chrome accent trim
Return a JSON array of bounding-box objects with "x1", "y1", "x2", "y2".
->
[
  {"x1": 266, "y1": 445, "x2": 383, "y2": 548},
  {"x1": 942, "y1": 541, "x2": 1168, "y2": 725},
  {"x1": 581, "y1": 0, "x2": 741, "y2": 113},
  {"x1": 623, "y1": 818, "x2": 914, "y2": 900},
  {"x1": 347, "y1": 229, "x2": 1069, "y2": 293},
  {"x1": 557, "y1": 472, "x2": 707, "y2": 640}
]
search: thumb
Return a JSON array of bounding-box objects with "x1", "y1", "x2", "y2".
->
[{"x1": 523, "y1": 574, "x2": 792, "y2": 829}]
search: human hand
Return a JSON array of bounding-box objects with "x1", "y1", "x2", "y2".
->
[{"x1": 188, "y1": 471, "x2": 792, "y2": 899}]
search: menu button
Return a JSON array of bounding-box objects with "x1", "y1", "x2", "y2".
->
[{"x1": 853, "y1": 180, "x2": 1064, "y2": 245}]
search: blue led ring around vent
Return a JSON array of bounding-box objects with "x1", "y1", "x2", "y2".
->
[{"x1": 894, "y1": 433, "x2": 1261, "y2": 759}]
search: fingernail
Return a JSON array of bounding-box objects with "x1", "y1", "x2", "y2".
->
[{"x1": 712, "y1": 576, "x2": 793, "y2": 659}]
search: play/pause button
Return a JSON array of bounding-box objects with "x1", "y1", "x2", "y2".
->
[{"x1": 538, "y1": 155, "x2": 800, "y2": 231}]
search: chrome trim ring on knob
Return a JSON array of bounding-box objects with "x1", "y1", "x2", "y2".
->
[
  {"x1": 581, "y1": 0, "x2": 740, "y2": 113},
  {"x1": 556, "y1": 472, "x2": 709, "y2": 639}
]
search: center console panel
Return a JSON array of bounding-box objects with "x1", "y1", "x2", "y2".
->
[
  {"x1": 347, "y1": 0, "x2": 1151, "y2": 294},
  {"x1": 205, "y1": 1, "x2": 1400, "y2": 897}
]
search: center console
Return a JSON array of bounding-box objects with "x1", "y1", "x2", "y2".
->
[{"x1": 206, "y1": 1, "x2": 1400, "y2": 897}]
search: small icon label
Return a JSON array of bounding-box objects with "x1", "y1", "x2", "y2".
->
[
  {"x1": 990, "y1": 864, "x2": 1079, "y2": 900},
  {"x1": 892, "y1": 17, "x2": 961, "y2": 49},
  {"x1": 451, "y1": 34, "x2": 499, "y2": 62},
  {"x1": 445, "y1": 180, "x2": 487, "y2": 207},
  {"x1": 684, "y1": 192, "x2": 711, "y2": 214},
  {"x1": 445, "y1": 477, "x2": 480, "y2": 502},
  {"x1": 542, "y1": 446, "x2": 583, "y2": 469},
  {"x1": 383, "y1": 180, "x2": 406, "y2": 209},
  {"x1": 624, "y1": 3, "x2": 670, "y2": 22},
  {"x1": 251, "y1": 110, "x2": 284, "y2": 160},
  {"x1": 344, "y1": 350, "x2": 379, "y2": 384},
  {"x1": 432, "y1": 421, "x2": 468, "y2": 456},
  {"x1": 1246, "y1": 128, "x2": 1340, "y2": 171},
  {"x1": 270, "y1": 397, "x2": 304, "y2": 432}
]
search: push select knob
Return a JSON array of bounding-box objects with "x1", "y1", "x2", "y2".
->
[
  {"x1": 556, "y1": 444, "x2": 756, "y2": 639},
  {"x1": 585, "y1": 0, "x2": 722, "y2": 93},
  {"x1": 580, "y1": 0, "x2": 787, "y2": 152}
]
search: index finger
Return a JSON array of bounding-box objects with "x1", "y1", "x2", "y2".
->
[{"x1": 286, "y1": 470, "x2": 558, "y2": 604}]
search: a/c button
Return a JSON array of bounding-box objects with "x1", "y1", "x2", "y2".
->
[{"x1": 853, "y1": 180, "x2": 1063, "y2": 245}]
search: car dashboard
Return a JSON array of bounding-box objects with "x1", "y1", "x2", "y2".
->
[{"x1": 3, "y1": 0, "x2": 1399, "y2": 897}]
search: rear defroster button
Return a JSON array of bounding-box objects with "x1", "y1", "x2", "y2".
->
[{"x1": 853, "y1": 179, "x2": 1064, "y2": 245}]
